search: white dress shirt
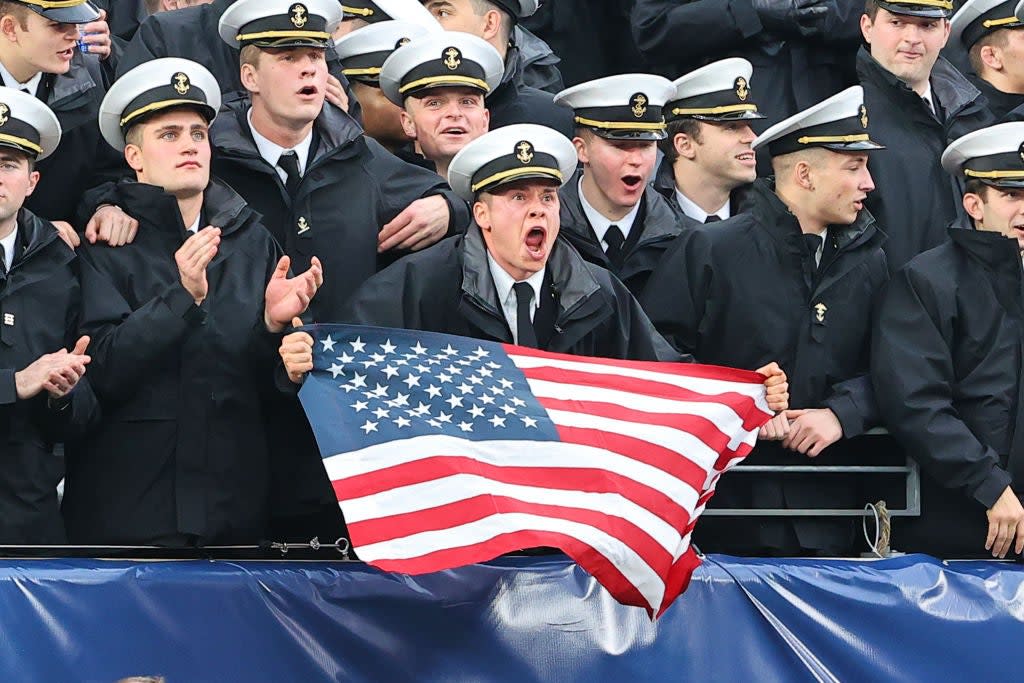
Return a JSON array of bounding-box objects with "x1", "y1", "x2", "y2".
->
[
  {"x1": 487, "y1": 252, "x2": 546, "y2": 345},
  {"x1": 0, "y1": 61, "x2": 42, "y2": 98},
  {"x1": 185, "y1": 213, "x2": 201, "y2": 235},
  {"x1": 808, "y1": 226, "x2": 828, "y2": 266},
  {"x1": 247, "y1": 109, "x2": 314, "y2": 184},
  {"x1": 0, "y1": 227, "x2": 16, "y2": 272},
  {"x1": 674, "y1": 188, "x2": 730, "y2": 223},
  {"x1": 578, "y1": 177, "x2": 642, "y2": 250}
]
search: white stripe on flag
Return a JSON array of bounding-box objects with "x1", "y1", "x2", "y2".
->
[
  {"x1": 340, "y1": 473, "x2": 686, "y2": 554},
  {"x1": 324, "y1": 435, "x2": 705, "y2": 504},
  {"x1": 508, "y1": 353, "x2": 772, "y2": 414},
  {"x1": 531, "y1": 378, "x2": 758, "y2": 452},
  {"x1": 543, "y1": 408, "x2": 755, "y2": 476},
  {"x1": 355, "y1": 512, "x2": 667, "y2": 612}
]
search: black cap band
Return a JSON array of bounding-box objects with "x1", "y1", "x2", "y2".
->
[
  {"x1": 119, "y1": 76, "x2": 215, "y2": 133},
  {"x1": 768, "y1": 111, "x2": 884, "y2": 156}
]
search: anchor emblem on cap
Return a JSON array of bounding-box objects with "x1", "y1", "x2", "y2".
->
[
  {"x1": 735, "y1": 76, "x2": 749, "y2": 101},
  {"x1": 814, "y1": 302, "x2": 827, "y2": 323},
  {"x1": 395, "y1": 37, "x2": 411, "y2": 49},
  {"x1": 443, "y1": 47, "x2": 462, "y2": 70},
  {"x1": 297, "y1": 216, "x2": 310, "y2": 234},
  {"x1": 290, "y1": 3, "x2": 308, "y2": 27},
  {"x1": 516, "y1": 140, "x2": 534, "y2": 164},
  {"x1": 859, "y1": 104, "x2": 869, "y2": 129},
  {"x1": 0, "y1": 103, "x2": 10, "y2": 127},
  {"x1": 631, "y1": 93, "x2": 648, "y2": 118},
  {"x1": 172, "y1": 72, "x2": 190, "y2": 96},
  {"x1": 1018, "y1": 141, "x2": 1024, "y2": 164}
]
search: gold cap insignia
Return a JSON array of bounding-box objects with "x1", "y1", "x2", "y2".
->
[
  {"x1": 734, "y1": 76, "x2": 749, "y2": 102},
  {"x1": 630, "y1": 92, "x2": 648, "y2": 119},
  {"x1": 814, "y1": 302, "x2": 827, "y2": 323},
  {"x1": 443, "y1": 47, "x2": 462, "y2": 71},
  {"x1": 172, "y1": 72, "x2": 191, "y2": 96},
  {"x1": 297, "y1": 216, "x2": 310, "y2": 234},
  {"x1": 0, "y1": 103, "x2": 10, "y2": 127},
  {"x1": 395, "y1": 36, "x2": 412, "y2": 49},
  {"x1": 859, "y1": 104, "x2": 868, "y2": 129},
  {"x1": 515, "y1": 140, "x2": 534, "y2": 164},
  {"x1": 290, "y1": 3, "x2": 308, "y2": 28},
  {"x1": 1019, "y1": 141, "x2": 1024, "y2": 164}
]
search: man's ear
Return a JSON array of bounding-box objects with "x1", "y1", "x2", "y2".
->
[
  {"x1": 399, "y1": 109, "x2": 417, "y2": 140},
  {"x1": 473, "y1": 198, "x2": 490, "y2": 230},
  {"x1": 673, "y1": 132, "x2": 697, "y2": 161},
  {"x1": 124, "y1": 143, "x2": 145, "y2": 174},
  {"x1": 963, "y1": 191, "x2": 986, "y2": 223}
]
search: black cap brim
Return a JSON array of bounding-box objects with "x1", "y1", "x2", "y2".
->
[
  {"x1": 821, "y1": 140, "x2": 887, "y2": 152},
  {"x1": 875, "y1": 0, "x2": 952, "y2": 18},
  {"x1": 23, "y1": 2, "x2": 101, "y2": 23},
  {"x1": 980, "y1": 177, "x2": 1024, "y2": 189},
  {"x1": 590, "y1": 129, "x2": 667, "y2": 141}
]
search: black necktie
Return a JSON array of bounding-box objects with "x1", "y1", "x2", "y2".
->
[
  {"x1": 0, "y1": 242, "x2": 6, "y2": 280},
  {"x1": 803, "y1": 233, "x2": 823, "y2": 267},
  {"x1": 604, "y1": 224, "x2": 625, "y2": 270},
  {"x1": 512, "y1": 282, "x2": 538, "y2": 348},
  {"x1": 704, "y1": 214, "x2": 721, "y2": 224},
  {"x1": 277, "y1": 151, "x2": 301, "y2": 196}
]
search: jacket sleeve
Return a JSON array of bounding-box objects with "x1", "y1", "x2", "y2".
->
[
  {"x1": 116, "y1": 13, "x2": 164, "y2": 79},
  {"x1": 76, "y1": 250, "x2": 207, "y2": 403},
  {"x1": 616, "y1": 280, "x2": 693, "y2": 362},
  {"x1": 362, "y1": 137, "x2": 471, "y2": 235},
  {"x1": 822, "y1": 375, "x2": 878, "y2": 439},
  {"x1": 822, "y1": 252, "x2": 888, "y2": 437},
  {"x1": 639, "y1": 229, "x2": 711, "y2": 356},
  {"x1": 871, "y1": 265, "x2": 1011, "y2": 510},
  {"x1": 631, "y1": 0, "x2": 764, "y2": 66}
]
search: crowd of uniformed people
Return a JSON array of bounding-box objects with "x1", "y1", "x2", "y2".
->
[{"x1": 4, "y1": 0, "x2": 1024, "y2": 561}]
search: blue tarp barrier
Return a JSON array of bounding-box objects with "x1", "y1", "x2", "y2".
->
[{"x1": 0, "y1": 553, "x2": 1021, "y2": 682}]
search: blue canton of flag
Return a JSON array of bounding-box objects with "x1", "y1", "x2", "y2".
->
[{"x1": 305, "y1": 324, "x2": 560, "y2": 456}]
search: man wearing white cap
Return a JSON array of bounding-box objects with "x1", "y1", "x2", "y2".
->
[
  {"x1": 337, "y1": 0, "x2": 438, "y2": 36},
  {"x1": 379, "y1": 30, "x2": 501, "y2": 177},
  {"x1": 873, "y1": 122, "x2": 1024, "y2": 558},
  {"x1": 213, "y1": 0, "x2": 467, "y2": 321},
  {"x1": 0, "y1": 87, "x2": 96, "y2": 544},
  {"x1": 654, "y1": 58, "x2": 765, "y2": 224},
  {"x1": 335, "y1": 20, "x2": 435, "y2": 155},
  {"x1": 420, "y1": 0, "x2": 572, "y2": 136},
  {"x1": 280, "y1": 124, "x2": 791, "y2": 418},
  {"x1": 64, "y1": 58, "x2": 324, "y2": 547},
  {"x1": 117, "y1": 0, "x2": 359, "y2": 123},
  {"x1": 0, "y1": 0, "x2": 121, "y2": 237},
  {"x1": 643, "y1": 87, "x2": 889, "y2": 556},
  {"x1": 858, "y1": 0, "x2": 994, "y2": 272},
  {"x1": 552, "y1": 73, "x2": 692, "y2": 299},
  {"x1": 949, "y1": 0, "x2": 1024, "y2": 119}
]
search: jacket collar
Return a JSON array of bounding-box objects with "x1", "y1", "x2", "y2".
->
[
  {"x1": 949, "y1": 220, "x2": 1023, "y2": 271},
  {"x1": 559, "y1": 169, "x2": 684, "y2": 247},
  {"x1": 13, "y1": 208, "x2": 60, "y2": 262},
  {"x1": 214, "y1": 99, "x2": 363, "y2": 166},
  {"x1": 856, "y1": 47, "x2": 981, "y2": 118},
  {"x1": 460, "y1": 223, "x2": 602, "y2": 322},
  {"x1": 748, "y1": 177, "x2": 882, "y2": 251},
  {"x1": 115, "y1": 177, "x2": 251, "y2": 238}
]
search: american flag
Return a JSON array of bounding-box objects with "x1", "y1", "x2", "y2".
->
[{"x1": 298, "y1": 324, "x2": 772, "y2": 616}]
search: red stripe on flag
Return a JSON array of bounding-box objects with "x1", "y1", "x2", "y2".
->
[
  {"x1": 366, "y1": 530, "x2": 662, "y2": 612},
  {"x1": 334, "y1": 455, "x2": 695, "y2": 530},
  {"x1": 523, "y1": 366, "x2": 770, "y2": 431},
  {"x1": 504, "y1": 344, "x2": 769, "y2": 385},
  {"x1": 552, "y1": 425, "x2": 714, "y2": 494},
  {"x1": 657, "y1": 548, "x2": 702, "y2": 617},
  {"x1": 541, "y1": 397, "x2": 754, "y2": 459},
  {"x1": 349, "y1": 494, "x2": 676, "y2": 575}
]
